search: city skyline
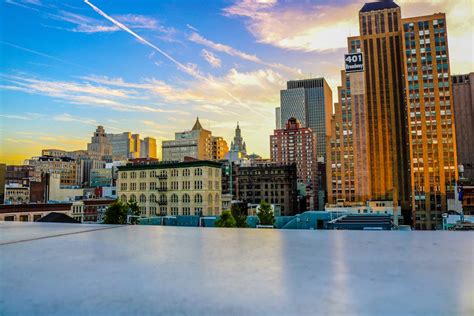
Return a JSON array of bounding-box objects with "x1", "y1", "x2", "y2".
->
[{"x1": 1, "y1": 0, "x2": 473, "y2": 164}]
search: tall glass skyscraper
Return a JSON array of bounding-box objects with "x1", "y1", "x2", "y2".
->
[{"x1": 279, "y1": 78, "x2": 333, "y2": 160}]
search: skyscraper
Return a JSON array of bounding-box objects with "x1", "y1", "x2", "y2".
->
[
  {"x1": 271, "y1": 117, "x2": 318, "y2": 209},
  {"x1": 211, "y1": 136, "x2": 229, "y2": 160},
  {"x1": 140, "y1": 137, "x2": 157, "y2": 159},
  {"x1": 358, "y1": 1, "x2": 410, "y2": 209},
  {"x1": 452, "y1": 73, "x2": 474, "y2": 181},
  {"x1": 402, "y1": 13, "x2": 458, "y2": 229},
  {"x1": 87, "y1": 126, "x2": 112, "y2": 158},
  {"x1": 162, "y1": 118, "x2": 213, "y2": 161},
  {"x1": 280, "y1": 78, "x2": 333, "y2": 159}
]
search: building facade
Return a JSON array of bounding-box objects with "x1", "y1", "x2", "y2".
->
[
  {"x1": 0, "y1": 203, "x2": 72, "y2": 222},
  {"x1": 222, "y1": 161, "x2": 299, "y2": 216},
  {"x1": 140, "y1": 137, "x2": 158, "y2": 159},
  {"x1": 280, "y1": 78, "x2": 333, "y2": 159},
  {"x1": 211, "y1": 136, "x2": 229, "y2": 161},
  {"x1": 452, "y1": 73, "x2": 474, "y2": 181},
  {"x1": 226, "y1": 122, "x2": 249, "y2": 162},
  {"x1": 117, "y1": 160, "x2": 222, "y2": 217},
  {"x1": 27, "y1": 155, "x2": 81, "y2": 187},
  {"x1": 90, "y1": 168, "x2": 113, "y2": 188},
  {"x1": 4, "y1": 184, "x2": 30, "y2": 204},
  {"x1": 87, "y1": 126, "x2": 113, "y2": 158},
  {"x1": 162, "y1": 118, "x2": 213, "y2": 162},
  {"x1": 271, "y1": 117, "x2": 318, "y2": 209},
  {"x1": 402, "y1": 13, "x2": 458, "y2": 229},
  {"x1": 358, "y1": 1, "x2": 410, "y2": 210}
]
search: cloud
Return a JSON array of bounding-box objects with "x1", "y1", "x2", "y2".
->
[
  {"x1": 223, "y1": 0, "x2": 360, "y2": 52},
  {"x1": 53, "y1": 113, "x2": 98, "y2": 125},
  {"x1": 0, "y1": 113, "x2": 44, "y2": 120},
  {"x1": 186, "y1": 24, "x2": 199, "y2": 32},
  {"x1": 200, "y1": 49, "x2": 222, "y2": 68},
  {"x1": 189, "y1": 32, "x2": 301, "y2": 76}
]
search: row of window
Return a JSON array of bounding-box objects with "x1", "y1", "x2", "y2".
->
[
  {"x1": 120, "y1": 168, "x2": 218, "y2": 179},
  {"x1": 121, "y1": 193, "x2": 220, "y2": 204}
]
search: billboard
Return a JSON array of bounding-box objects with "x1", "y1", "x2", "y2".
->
[{"x1": 345, "y1": 53, "x2": 364, "y2": 73}]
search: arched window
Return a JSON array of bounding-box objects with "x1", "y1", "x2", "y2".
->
[
  {"x1": 171, "y1": 194, "x2": 179, "y2": 203},
  {"x1": 182, "y1": 194, "x2": 190, "y2": 203},
  {"x1": 129, "y1": 194, "x2": 136, "y2": 202},
  {"x1": 139, "y1": 194, "x2": 146, "y2": 203},
  {"x1": 208, "y1": 193, "x2": 213, "y2": 204},
  {"x1": 159, "y1": 194, "x2": 167, "y2": 203},
  {"x1": 194, "y1": 194, "x2": 203, "y2": 204},
  {"x1": 121, "y1": 194, "x2": 127, "y2": 202},
  {"x1": 150, "y1": 194, "x2": 157, "y2": 203},
  {"x1": 215, "y1": 193, "x2": 220, "y2": 204}
]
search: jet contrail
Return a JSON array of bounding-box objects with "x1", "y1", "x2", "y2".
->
[{"x1": 83, "y1": 0, "x2": 260, "y2": 114}]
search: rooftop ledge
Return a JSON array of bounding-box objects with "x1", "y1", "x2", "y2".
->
[{"x1": 1, "y1": 222, "x2": 473, "y2": 315}]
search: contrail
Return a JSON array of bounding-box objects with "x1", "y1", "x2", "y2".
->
[{"x1": 83, "y1": 0, "x2": 260, "y2": 114}]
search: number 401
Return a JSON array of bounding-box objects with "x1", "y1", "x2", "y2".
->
[{"x1": 346, "y1": 54, "x2": 362, "y2": 63}]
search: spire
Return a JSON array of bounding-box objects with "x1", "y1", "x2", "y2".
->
[{"x1": 192, "y1": 117, "x2": 203, "y2": 130}]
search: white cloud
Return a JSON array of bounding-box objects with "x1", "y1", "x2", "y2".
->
[{"x1": 200, "y1": 49, "x2": 222, "y2": 68}]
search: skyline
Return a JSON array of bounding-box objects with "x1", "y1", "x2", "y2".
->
[{"x1": 1, "y1": 0, "x2": 473, "y2": 164}]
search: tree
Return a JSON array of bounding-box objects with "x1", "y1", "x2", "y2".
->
[
  {"x1": 103, "y1": 201, "x2": 128, "y2": 224},
  {"x1": 215, "y1": 210, "x2": 236, "y2": 228},
  {"x1": 127, "y1": 200, "x2": 140, "y2": 225},
  {"x1": 231, "y1": 202, "x2": 248, "y2": 228},
  {"x1": 257, "y1": 200, "x2": 274, "y2": 226}
]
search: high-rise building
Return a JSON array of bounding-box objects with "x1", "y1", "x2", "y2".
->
[
  {"x1": 452, "y1": 73, "x2": 474, "y2": 181},
  {"x1": 26, "y1": 156, "x2": 82, "y2": 187},
  {"x1": 271, "y1": 117, "x2": 318, "y2": 209},
  {"x1": 87, "y1": 126, "x2": 112, "y2": 158},
  {"x1": 162, "y1": 118, "x2": 213, "y2": 162},
  {"x1": 211, "y1": 136, "x2": 229, "y2": 161},
  {"x1": 226, "y1": 122, "x2": 248, "y2": 162},
  {"x1": 280, "y1": 78, "x2": 333, "y2": 159},
  {"x1": 401, "y1": 13, "x2": 458, "y2": 229},
  {"x1": 275, "y1": 107, "x2": 281, "y2": 129},
  {"x1": 117, "y1": 160, "x2": 222, "y2": 216},
  {"x1": 358, "y1": 1, "x2": 410, "y2": 209},
  {"x1": 140, "y1": 137, "x2": 157, "y2": 159},
  {"x1": 107, "y1": 132, "x2": 140, "y2": 159},
  {"x1": 327, "y1": 37, "x2": 370, "y2": 205}
]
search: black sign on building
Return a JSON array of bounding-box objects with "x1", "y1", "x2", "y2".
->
[{"x1": 344, "y1": 53, "x2": 364, "y2": 73}]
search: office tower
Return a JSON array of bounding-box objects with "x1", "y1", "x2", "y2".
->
[
  {"x1": 275, "y1": 107, "x2": 281, "y2": 129},
  {"x1": 358, "y1": 1, "x2": 410, "y2": 209},
  {"x1": 87, "y1": 126, "x2": 112, "y2": 158},
  {"x1": 117, "y1": 160, "x2": 222, "y2": 216},
  {"x1": 271, "y1": 117, "x2": 318, "y2": 209},
  {"x1": 107, "y1": 132, "x2": 139, "y2": 159},
  {"x1": 452, "y1": 73, "x2": 474, "y2": 181},
  {"x1": 327, "y1": 37, "x2": 370, "y2": 205},
  {"x1": 280, "y1": 78, "x2": 333, "y2": 159},
  {"x1": 26, "y1": 155, "x2": 82, "y2": 186},
  {"x1": 162, "y1": 118, "x2": 213, "y2": 161},
  {"x1": 402, "y1": 13, "x2": 458, "y2": 229},
  {"x1": 140, "y1": 137, "x2": 157, "y2": 159},
  {"x1": 211, "y1": 136, "x2": 229, "y2": 161}
]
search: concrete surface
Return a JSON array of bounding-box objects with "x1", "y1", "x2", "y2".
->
[{"x1": 0, "y1": 222, "x2": 473, "y2": 315}]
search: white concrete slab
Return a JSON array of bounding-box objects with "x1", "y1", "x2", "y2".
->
[{"x1": 0, "y1": 223, "x2": 473, "y2": 315}]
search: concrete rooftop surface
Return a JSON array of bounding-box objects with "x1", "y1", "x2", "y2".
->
[{"x1": 0, "y1": 222, "x2": 473, "y2": 315}]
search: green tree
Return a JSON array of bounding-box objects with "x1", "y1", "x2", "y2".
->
[
  {"x1": 103, "y1": 201, "x2": 128, "y2": 224},
  {"x1": 231, "y1": 202, "x2": 248, "y2": 228},
  {"x1": 215, "y1": 210, "x2": 237, "y2": 228},
  {"x1": 127, "y1": 200, "x2": 141, "y2": 225},
  {"x1": 257, "y1": 200, "x2": 274, "y2": 226}
]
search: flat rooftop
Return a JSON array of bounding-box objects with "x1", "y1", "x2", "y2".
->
[{"x1": 1, "y1": 222, "x2": 473, "y2": 315}]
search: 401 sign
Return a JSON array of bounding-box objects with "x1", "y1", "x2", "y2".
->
[{"x1": 344, "y1": 53, "x2": 364, "y2": 73}]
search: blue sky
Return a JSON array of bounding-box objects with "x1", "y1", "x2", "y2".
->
[{"x1": 1, "y1": 0, "x2": 472, "y2": 164}]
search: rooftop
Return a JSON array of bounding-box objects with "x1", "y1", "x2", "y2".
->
[
  {"x1": 360, "y1": 0, "x2": 399, "y2": 13},
  {"x1": 1, "y1": 222, "x2": 472, "y2": 315}
]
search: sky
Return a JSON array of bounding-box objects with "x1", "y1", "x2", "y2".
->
[{"x1": 1, "y1": 0, "x2": 473, "y2": 164}]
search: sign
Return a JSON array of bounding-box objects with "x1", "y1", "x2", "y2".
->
[{"x1": 345, "y1": 53, "x2": 364, "y2": 73}]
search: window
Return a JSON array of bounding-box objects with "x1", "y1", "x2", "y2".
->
[
  {"x1": 195, "y1": 194, "x2": 203, "y2": 204},
  {"x1": 121, "y1": 172, "x2": 127, "y2": 179},
  {"x1": 208, "y1": 193, "x2": 213, "y2": 204},
  {"x1": 194, "y1": 207, "x2": 202, "y2": 216},
  {"x1": 183, "y1": 194, "x2": 191, "y2": 203},
  {"x1": 171, "y1": 207, "x2": 178, "y2": 216},
  {"x1": 121, "y1": 194, "x2": 127, "y2": 202},
  {"x1": 195, "y1": 168, "x2": 202, "y2": 176},
  {"x1": 183, "y1": 207, "x2": 191, "y2": 215},
  {"x1": 139, "y1": 182, "x2": 146, "y2": 190},
  {"x1": 140, "y1": 171, "x2": 146, "y2": 178},
  {"x1": 139, "y1": 194, "x2": 146, "y2": 203},
  {"x1": 171, "y1": 194, "x2": 179, "y2": 203},
  {"x1": 129, "y1": 194, "x2": 136, "y2": 202},
  {"x1": 150, "y1": 194, "x2": 157, "y2": 203},
  {"x1": 131, "y1": 172, "x2": 137, "y2": 179},
  {"x1": 120, "y1": 183, "x2": 127, "y2": 191},
  {"x1": 182, "y1": 169, "x2": 190, "y2": 177},
  {"x1": 130, "y1": 183, "x2": 136, "y2": 191}
]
